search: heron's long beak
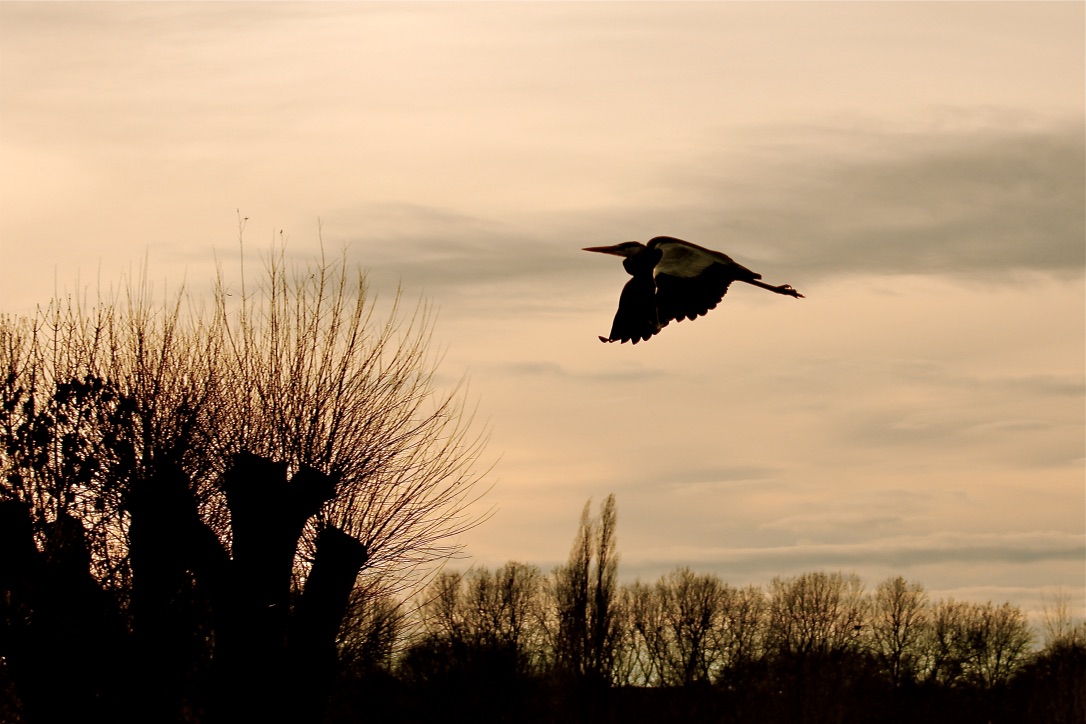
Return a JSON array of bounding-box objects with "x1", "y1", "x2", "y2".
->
[{"x1": 582, "y1": 244, "x2": 627, "y2": 256}]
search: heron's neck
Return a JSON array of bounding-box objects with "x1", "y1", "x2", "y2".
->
[{"x1": 622, "y1": 249, "x2": 661, "y2": 277}]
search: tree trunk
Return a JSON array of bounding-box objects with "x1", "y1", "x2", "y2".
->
[
  {"x1": 0, "y1": 501, "x2": 129, "y2": 723},
  {"x1": 210, "y1": 452, "x2": 340, "y2": 723},
  {"x1": 289, "y1": 525, "x2": 368, "y2": 723}
]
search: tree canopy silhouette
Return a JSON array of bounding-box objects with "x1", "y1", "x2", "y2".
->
[{"x1": 0, "y1": 243, "x2": 489, "y2": 722}]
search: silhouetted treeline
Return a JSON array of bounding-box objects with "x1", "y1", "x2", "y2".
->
[
  {"x1": 325, "y1": 497, "x2": 1085, "y2": 724},
  {"x1": 2, "y1": 476, "x2": 1082, "y2": 723}
]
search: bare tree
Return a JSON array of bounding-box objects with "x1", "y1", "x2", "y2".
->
[
  {"x1": 919, "y1": 598, "x2": 1032, "y2": 690},
  {"x1": 617, "y1": 579, "x2": 665, "y2": 687},
  {"x1": 713, "y1": 583, "x2": 767, "y2": 685},
  {"x1": 550, "y1": 494, "x2": 621, "y2": 688},
  {"x1": 411, "y1": 561, "x2": 546, "y2": 679},
  {"x1": 655, "y1": 567, "x2": 726, "y2": 687},
  {"x1": 766, "y1": 571, "x2": 867, "y2": 659},
  {"x1": 615, "y1": 574, "x2": 767, "y2": 691},
  {"x1": 1041, "y1": 587, "x2": 1086, "y2": 649},
  {"x1": 337, "y1": 588, "x2": 406, "y2": 675},
  {"x1": 0, "y1": 243, "x2": 490, "y2": 722},
  {"x1": 965, "y1": 601, "x2": 1033, "y2": 690},
  {"x1": 921, "y1": 598, "x2": 972, "y2": 687},
  {"x1": 211, "y1": 247, "x2": 490, "y2": 595},
  {"x1": 465, "y1": 561, "x2": 547, "y2": 676},
  {"x1": 867, "y1": 575, "x2": 928, "y2": 687},
  {"x1": 408, "y1": 570, "x2": 470, "y2": 672},
  {"x1": 1020, "y1": 588, "x2": 1086, "y2": 724}
]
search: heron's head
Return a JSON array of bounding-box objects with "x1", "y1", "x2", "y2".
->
[{"x1": 582, "y1": 241, "x2": 645, "y2": 258}]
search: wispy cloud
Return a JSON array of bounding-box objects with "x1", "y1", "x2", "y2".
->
[
  {"x1": 324, "y1": 122, "x2": 1084, "y2": 303},
  {"x1": 773, "y1": 125, "x2": 1085, "y2": 279},
  {"x1": 490, "y1": 360, "x2": 667, "y2": 384},
  {"x1": 584, "y1": 122, "x2": 1086, "y2": 282},
  {"x1": 627, "y1": 530, "x2": 1085, "y2": 579}
]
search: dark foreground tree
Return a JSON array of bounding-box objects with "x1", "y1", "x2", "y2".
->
[{"x1": 0, "y1": 245, "x2": 488, "y2": 723}]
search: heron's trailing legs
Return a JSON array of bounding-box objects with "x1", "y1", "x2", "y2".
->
[{"x1": 745, "y1": 279, "x2": 804, "y2": 298}]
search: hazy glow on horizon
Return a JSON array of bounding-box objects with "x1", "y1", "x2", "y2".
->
[{"x1": 1, "y1": 2, "x2": 1082, "y2": 620}]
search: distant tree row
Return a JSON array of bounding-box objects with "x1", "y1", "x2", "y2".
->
[{"x1": 329, "y1": 496, "x2": 1085, "y2": 724}]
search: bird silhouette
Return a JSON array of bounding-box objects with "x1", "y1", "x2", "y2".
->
[{"x1": 584, "y1": 236, "x2": 803, "y2": 344}]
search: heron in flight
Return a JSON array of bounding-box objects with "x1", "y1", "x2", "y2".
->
[{"x1": 584, "y1": 236, "x2": 804, "y2": 344}]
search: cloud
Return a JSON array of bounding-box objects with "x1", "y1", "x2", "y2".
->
[
  {"x1": 662, "y1": 466, "x2": 782, "y2": 488},
  {"x1": 826, "y1": 362, "x2": 1084, "y2": 467},
  {"x1": 320, "y1": 203, "x2": 596, "y2": 306},
  {"x1": 490, "y1": 360, "x2": 667, "y2": 384},
  {"x1": 759, "y1": 512, "x2": 906, "y2": 537},
  {"x1": 323, "y1": 122, "x2": 1084, "y2": 304},
  {"x1": 625, "y1": 530, "x2": 1085, "y2": 580},
  {"x1": 686, "y1": 122, "x2": 1086, "y2": 281}
]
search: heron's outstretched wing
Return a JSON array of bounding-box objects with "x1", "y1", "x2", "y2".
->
[
  {"x1": 600, "y1": 274, "x2": 660, "y2": 344},
  {"x1": 650, "y1": 236, "x2": 760, "y2": 326}
]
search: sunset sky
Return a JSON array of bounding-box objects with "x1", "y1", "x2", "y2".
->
[{"x1": 1, "y1": 2, "x2": 1083, "y2": 621}]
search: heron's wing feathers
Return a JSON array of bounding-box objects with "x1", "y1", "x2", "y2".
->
[
  {"x1": 655, "y1": 270, "x2": 735, "y2": 324},
  {"x1": 651, "y1": 237, "x2": 760, "y2": 325},
  {"x1": 601, "y1": 275, "x2": 661, "y2": 344}
]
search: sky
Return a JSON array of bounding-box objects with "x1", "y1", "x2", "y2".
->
[{"x1": 1, "y1": 1, "x2": 1083, "y2": 623}]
